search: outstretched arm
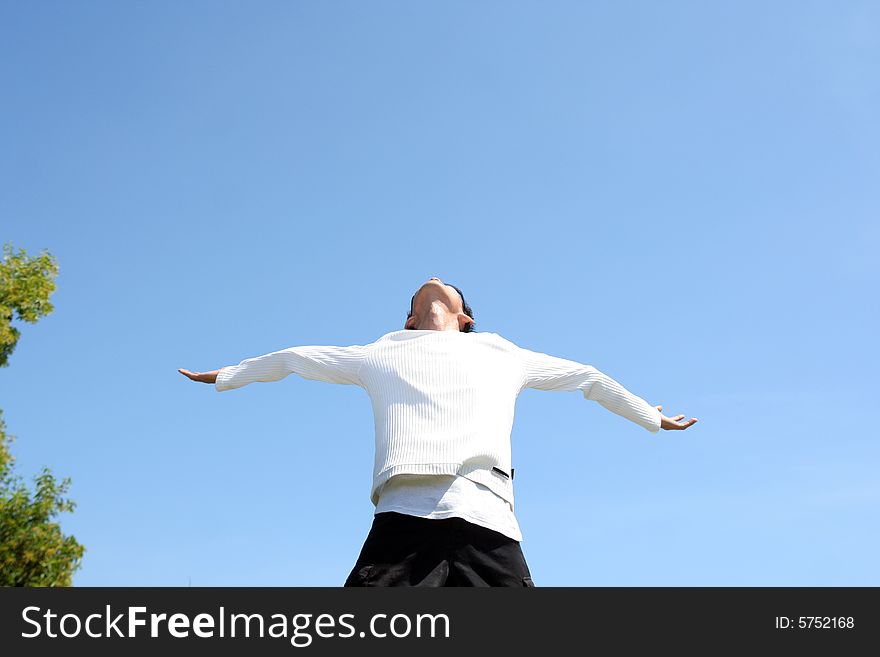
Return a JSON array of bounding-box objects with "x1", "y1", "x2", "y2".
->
[
  {"x1": 517, "y1": 345, "x2": 697, "y2": 433},
  {"x1": 179, "y1": 343, "x2": 369, "y2": 392}
]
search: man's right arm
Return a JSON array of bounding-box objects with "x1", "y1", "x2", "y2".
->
[{"x1": 179, "y1": 343, "x2": 369, "y2": 392}]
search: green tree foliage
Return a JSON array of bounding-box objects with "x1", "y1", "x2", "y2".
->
[
  {"x1": 0, "y1": 243, "x2": 84, "y2": 586},
  {"x1": 0, "y1": 411, "x2": 84, "y2": 586},
  {"x1": 0, "y1": 242, "x2": 59, "y2": 368}
]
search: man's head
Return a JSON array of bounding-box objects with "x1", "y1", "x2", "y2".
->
[{"x1": 405, "y1": 277, "x2": 475, "y2": 332}]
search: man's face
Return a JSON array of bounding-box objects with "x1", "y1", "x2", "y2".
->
[{"x1": 404, "y1": 277, "x2": 471, "y2": 330}]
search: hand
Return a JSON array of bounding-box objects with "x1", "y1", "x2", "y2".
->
[
  {"x1": 655, "y1": 405, "x2": 698, "y2": 430},
  {"x1": 178, "y1": 368, "x2": 220, "y2": 384}
]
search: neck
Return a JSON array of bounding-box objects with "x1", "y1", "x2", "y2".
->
[{"x1": 414, "y1": 301, "x2": 460, "y2": 331}]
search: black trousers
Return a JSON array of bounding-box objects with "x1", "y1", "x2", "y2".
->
[{"x1": 343, "y1": 511, "x2": 535, "y2": 587}]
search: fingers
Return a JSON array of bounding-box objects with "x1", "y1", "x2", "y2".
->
[
  {"x1": 656, "y1": 404, "x2": 700, "y2": 430},
  {"x1": 178, "y1": 368, "x2": 201, "y2": 381},
  {"x1": 662, "y1": 416, "x2": 699, "y2": 430}
]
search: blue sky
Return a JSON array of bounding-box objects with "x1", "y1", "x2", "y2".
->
[{"x1": 1, "y1": 1, "x2": 877, "y2": 586}]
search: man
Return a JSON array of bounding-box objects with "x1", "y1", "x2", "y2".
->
[{"x1": 179, "y1": 277, "x2": 697, "y2": 586}]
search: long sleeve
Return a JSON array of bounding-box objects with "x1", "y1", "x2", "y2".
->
[
  {"x1": 215, "y1": 343, "x2": 369, "y2": 392},
  {"x1": 516, "y1": 345, "x2": 661, "y2": 433}
]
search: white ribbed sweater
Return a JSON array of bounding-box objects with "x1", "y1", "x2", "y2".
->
[{"x1": 215, "y1": 329, "x2": 661, "y2": 508}]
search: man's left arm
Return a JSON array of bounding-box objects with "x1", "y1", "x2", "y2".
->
[{"x1": 516, "y1": 346, "x2": 697, "y2": 432}]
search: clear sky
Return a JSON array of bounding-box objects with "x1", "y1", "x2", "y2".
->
[{"x1": 2, "y1": 1, "x2": 877, "y2": 586}]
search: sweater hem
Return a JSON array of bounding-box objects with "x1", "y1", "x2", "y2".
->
[{"x1": 372, "y1": 462, "x2": 514, "y2": 508}]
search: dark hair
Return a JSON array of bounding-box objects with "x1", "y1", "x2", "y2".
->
[{"x1": 407, "y1": 282, "x2": 475, "y2": 332}]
